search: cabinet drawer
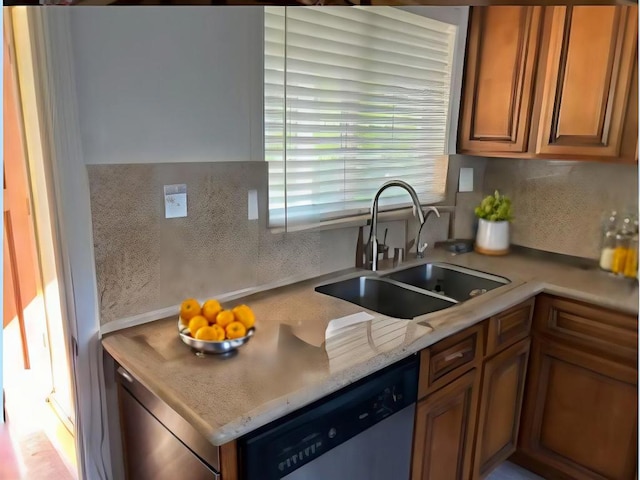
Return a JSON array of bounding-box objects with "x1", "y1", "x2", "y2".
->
[
  {"x1": 486, "y1": 298, "x2": 534, "y2": 356},
  {"x1": 419, "y1": 324, "x2": 484, "y2": 399},
  {"x1": 533, "y1": 294, "x2": 637, "y2": 363}
]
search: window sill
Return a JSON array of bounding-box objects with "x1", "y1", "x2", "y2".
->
[{"x1": 269, "y1": 205, "x2": 455, "y2": 234}]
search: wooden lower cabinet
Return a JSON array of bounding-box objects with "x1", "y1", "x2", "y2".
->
[
  {"x1": 412, "y1": 369, "x2": 480, "y2": 480},
  {"x1": 518, "y1": 337, "x2": 638, "y2": 480},
  {"x1": 473, "y1": 338, "x2": 531, "y2": 479}
]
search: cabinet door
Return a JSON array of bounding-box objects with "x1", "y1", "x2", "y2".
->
[
  {"x1": 532, "y1": 294, "x2": 637, "y2": 365},
  {"x1": 412, "y1": 369, "x2": 480, "y2": 480},
  {"x1": 535, "y1": 6, "x2": 638, "y2": 157},
  {"x1": 473, "y1": 338, "x2": 530, "y2": 479},
  {"x1": 458, "y1": 7, "x2": 542, "y2": 154},
  {"x1": 519, "y1": 338, "x2": 638, "y2": 480}
]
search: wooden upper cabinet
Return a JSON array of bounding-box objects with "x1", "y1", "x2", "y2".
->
[
  {"x1": 458, "y1": 5, "x2": 638, "y2": 162},
  {"x1": 459, "y1": 7, "x2": 542, "y2": 154},
  {"x1": 535, "y1": 6, "x2": 638, "y2": 157}
]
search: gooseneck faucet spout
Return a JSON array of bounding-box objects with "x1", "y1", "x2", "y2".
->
[{"x1": 366, "y1": 180, "x2": 431, "y2": 271}]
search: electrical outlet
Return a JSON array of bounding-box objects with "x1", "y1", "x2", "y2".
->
[{"x1": 164, "y1": 184, "x2": 187, "y2": 218}]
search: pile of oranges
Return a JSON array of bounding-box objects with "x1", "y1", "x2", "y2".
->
[{"x1": 179, "y1": 298, "x2": 255, "y2": 341}]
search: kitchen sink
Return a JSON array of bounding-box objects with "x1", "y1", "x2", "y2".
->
[
  {"x1": 315, "y1": 276, "x2": 456, "y2": 320},
  {"x1": 315, "y1": 263, "x2": 510, "y2": 320},
  {"x1": 382, "y1": 263, "x2": 510, "y2": 302}
]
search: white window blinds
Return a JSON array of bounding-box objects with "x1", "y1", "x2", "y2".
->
[{"x1": 265, "y1": 6, "x2": 456, "y2": 229}]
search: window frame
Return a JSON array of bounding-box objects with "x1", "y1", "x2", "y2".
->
[{"x1": 263, "y1": 6, "x2": 470, "y2": 233}]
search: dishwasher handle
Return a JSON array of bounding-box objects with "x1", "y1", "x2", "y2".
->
[{"x1": 117, "y1": 367, "x2": 134, "y2": 384}]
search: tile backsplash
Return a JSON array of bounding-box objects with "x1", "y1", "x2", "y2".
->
[
  {"x1": 483, "y1": 159, "x2": 639, "y2": 259},
  {"x1": 89, "y1": 162, "x2": 358, "y2": 324},
  {"x1": 88, "y1": 157, "x2": 637, "y2": 325},
  {"x1": 89, "y1": 161, "x2": 450, "y2": 325}
]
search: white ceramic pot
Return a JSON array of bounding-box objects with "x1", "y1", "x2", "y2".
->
[{"x1": 475, "y1": 219, "x2": 510, "y2": 255}]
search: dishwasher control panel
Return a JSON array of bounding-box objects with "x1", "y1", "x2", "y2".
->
[{"x1": 239, "y1": 355, "x2": 418, "y2": 480}]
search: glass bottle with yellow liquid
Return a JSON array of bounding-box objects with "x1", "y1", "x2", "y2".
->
[
  {"x1": 611, "y1": 215, "x2": 635, "y2": 275},
  {"x1": 622, "y1": 219, "x2": 638, "y2": 279}
]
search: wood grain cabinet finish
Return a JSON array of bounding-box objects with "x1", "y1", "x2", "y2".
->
[
  {"x1": 473, "y1": 338, "x2": 531, "y2": 479},
  {"x1": 486, "y1": 298, "x2": 534, "y2": 357},
  {"x1": 419, "y1": 324, "x2": 484, "y2": 398},
  {"x1": 518, "y1": 338, "x2": 638, "y2": 480},
  {"x1": 532, "y1": 294, "x2": 637, "y2": 364},
  {"x1": 535, "y1": 6, "x2": 638, "y2": 158},
  {"x1": 458, "y1": 7, "x2": 542, "y2": 154},
  {"x1": 412, "y1": 369, "x2": 481, "y2": 480},
  {"x1": 458, "y1": 5, "x2": 638, "y2": 162}
]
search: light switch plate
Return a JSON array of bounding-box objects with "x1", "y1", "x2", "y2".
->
[
  {"x1": 164, "y1": 184, "x2": 187, "y2": 218},
  {"x1": 248, "y1": 189, "x2": 258, "y2": 220},
  {"x1": 459, "y1": 167, "x2": 474, "y2": 192}
]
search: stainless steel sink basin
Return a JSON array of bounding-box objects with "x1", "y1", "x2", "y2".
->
[
  {"x1": 315, "y1": 263, "x2": 510, "y2": 320},
  {"x1": 382, "y1": 263, "x2": 509, "y2": 302},
  {"x1": 315, "y1": 276, "x2": 456, "y2": 319}
]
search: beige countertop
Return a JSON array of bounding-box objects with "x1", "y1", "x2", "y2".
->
[{"x1": 101, "y1": 248, "x2": 638, "y2": 446}]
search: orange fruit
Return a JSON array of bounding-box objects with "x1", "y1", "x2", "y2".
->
[
  {"x1": 225, "y1": 321, "x2": 247, "y2": 339},
  {"x1": 232, "y1": 304, "x2": 255, "y2": 329},
  {"x1": 188, "y1": 315, "x2": 208, "y2": 337},
  {"x1": 195, "y1": 324, "x2": 225, "y2": 341},
  {"x1": 202, "y1": 299, "x2": 222, "y2": 323},
  {"x1": 216, "y1": 310, "x2": 235, "y2": 328},
  {"x1": 180, "y1": 298, "x2": 201, "y2": 323}
]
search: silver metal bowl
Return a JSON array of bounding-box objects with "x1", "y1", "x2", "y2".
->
[{"x1": 178, "y1": 320, "x2": 255, "y2": 355}]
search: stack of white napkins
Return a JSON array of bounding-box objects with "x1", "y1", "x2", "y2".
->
[{"x1": 325, "y1": 312, "x2": 375, "y2": 341}]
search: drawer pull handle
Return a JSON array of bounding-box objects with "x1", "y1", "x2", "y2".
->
[
  {"x1": 117, "y1": 367, "x2": 134, "y2": 383},
  {"x1": 444, "y1": 351, "x2": 465, "y2": 362}
]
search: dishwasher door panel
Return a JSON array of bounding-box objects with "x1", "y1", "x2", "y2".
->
[{"x1": 283, "y1": 404, "x2": 415, "y2": 480}]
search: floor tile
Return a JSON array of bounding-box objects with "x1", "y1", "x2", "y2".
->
[{"x1": 486, "y1": 461, "x2": 545, "y2": 480}]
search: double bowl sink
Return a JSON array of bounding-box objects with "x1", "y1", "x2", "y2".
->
[{"x1": 315, "y1": 263, "x2": 510, "y2": 320}]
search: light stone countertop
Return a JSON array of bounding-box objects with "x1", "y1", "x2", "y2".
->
[{"x1": 101, "y1": 248, "x2": 638, "y2": 447}]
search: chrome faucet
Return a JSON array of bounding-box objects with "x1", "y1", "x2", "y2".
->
[{"x1": 365, "y1": 180, "x2": 440, "y2": 271}]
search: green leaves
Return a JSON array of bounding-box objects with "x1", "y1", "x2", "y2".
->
[{"x1": 474, "y1": 190, "x2": 513, "y2": 222}]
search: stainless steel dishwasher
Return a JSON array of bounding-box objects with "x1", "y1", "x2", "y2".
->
[{"x1": 238, "y1": 355, "x2": 419, "y2": 480}]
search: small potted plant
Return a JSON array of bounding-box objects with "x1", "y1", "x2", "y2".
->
[{"x1": 474, "y1": 190, "x2": 513, "y2": 255}]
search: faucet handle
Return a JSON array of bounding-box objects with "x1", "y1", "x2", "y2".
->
[{"x1": 417, "y1": 242, "x2": 428, "y2": 258}]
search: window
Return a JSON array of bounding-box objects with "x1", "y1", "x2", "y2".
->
[{"x1": 265, "y1": 6, "x2": 460, "y2": 230}]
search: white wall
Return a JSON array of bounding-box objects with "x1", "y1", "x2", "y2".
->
[
  {"x1": 53, "y1": 8, "x2": 264, "y2": 478},
  {"x1": 69, "y1": 7, "x2": 264, "y2": 165},
  {"x1": 1, "y1": 5, "x2": 268, "y2": 477}
]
